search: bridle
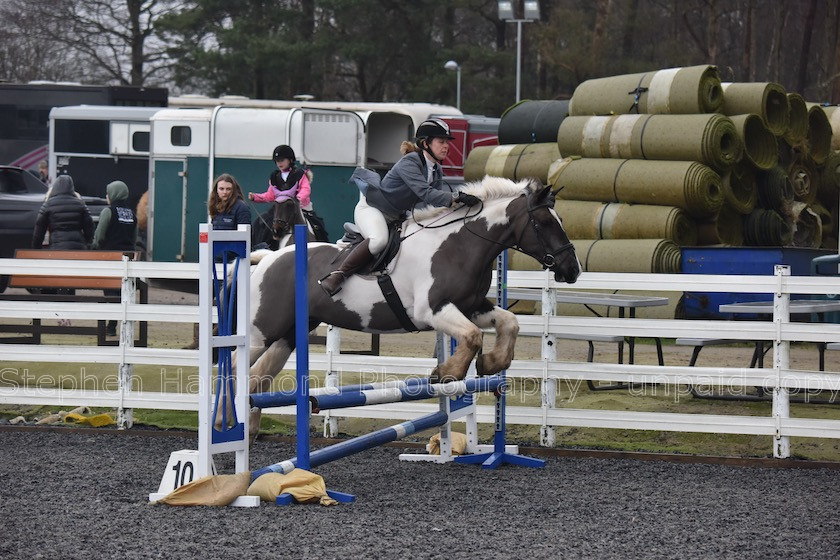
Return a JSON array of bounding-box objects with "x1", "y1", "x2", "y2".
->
[{"x1": 513, "y1": 192, "x2": 576, "y2": 269}]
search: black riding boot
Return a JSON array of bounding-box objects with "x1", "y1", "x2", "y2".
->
[{"x1": 318, "y1": 239, "x2": 374, "y2": 297}]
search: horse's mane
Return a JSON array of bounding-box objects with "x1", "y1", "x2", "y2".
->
[{"x1": 409, "y1": 176, "x2": 536, "y2": 223}]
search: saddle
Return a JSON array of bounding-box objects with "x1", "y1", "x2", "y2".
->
[
  {"x1": 332, "y1": 220, "x2": 416, "y2": 332},
  {"x1": 334, "y1": 220, "x2": 402, "y2": 275}
]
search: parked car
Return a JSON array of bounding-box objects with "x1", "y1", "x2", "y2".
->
[{"x1": 0, "y1": 166, "x2": 108, "y2": 292}]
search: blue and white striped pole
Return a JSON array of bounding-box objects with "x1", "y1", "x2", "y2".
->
[
  {"x1": 310, "y1": 376, "x2": 506, "y2": 412},
  {"x1": 251, "y1": 410, "x2": 449, "y2": 480},
  {"x1": 250, "y1": 377, "x2": 432, "y2": 409}
]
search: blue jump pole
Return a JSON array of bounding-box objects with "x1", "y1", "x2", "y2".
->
[
  {"x1": 310, "y1": 375, "x2": 506, "y2": 412},
  {"x1": 250, "y1": 377, "x2": 432, "y2": 409},
  {"x1": 251, "y1": 410, "x2": 448, "y2": 481}
]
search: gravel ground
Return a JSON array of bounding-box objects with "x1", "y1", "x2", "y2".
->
[{"x1": 2, "y1": 429, "x2": 839, "y2": 560}]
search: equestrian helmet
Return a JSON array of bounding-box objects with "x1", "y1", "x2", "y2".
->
[
  {"x1": 415, "y1": 118, "x2": 455, "y2": 141},
  {"x1": 272, "y1": 144, "x2": 296, "y2": 162}
]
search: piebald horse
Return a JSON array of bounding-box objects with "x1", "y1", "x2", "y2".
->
[{"x1": 246, "y1": 176, "x2": 581, "y2": 438}]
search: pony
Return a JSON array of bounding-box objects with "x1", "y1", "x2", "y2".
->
[
  {"x1": 245, "y1": 176, "x2": 581, "y2": 438},
  {"x1": 251, "y1": 196, "x2": 315, "y2": 250}
]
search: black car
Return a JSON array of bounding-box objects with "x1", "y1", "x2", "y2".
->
[{"x1": 0, "y1": 166, "x2": 108, "y2": 292}]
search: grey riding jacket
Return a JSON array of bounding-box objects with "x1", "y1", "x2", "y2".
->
[{"x1": 352, "y1": 152, "x2": 454, "y2": 219}]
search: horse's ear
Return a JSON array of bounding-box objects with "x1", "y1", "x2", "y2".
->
[{"x1": 536, "y1": 183, "x2": 552, "y2": 201}]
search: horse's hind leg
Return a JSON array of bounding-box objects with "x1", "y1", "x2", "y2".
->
[
  {"x1": 247, "y1": 337, "x2": 294, "y2": 441},
  {"x1": 428, "y1": 302, "x2": 483, "y2": 383},
  {"x1": 470, "y1": 301, "x2": 519, "y2": 376}
]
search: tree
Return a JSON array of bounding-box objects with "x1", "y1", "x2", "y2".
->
[{"x1": 0, "y1": 0, "x2": 174, "y2": 86}]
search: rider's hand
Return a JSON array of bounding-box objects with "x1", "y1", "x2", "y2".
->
[
  {"x1": 248, "y1": 193, "x2": 254, "y2": 200},
  {"x1": 455, "y1": 192, "x2": 481, "y2": 207}
]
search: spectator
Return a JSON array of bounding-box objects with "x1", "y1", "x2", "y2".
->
[
  {"x1": 209, "y1": 173, "x2": 250, "y2": 231},
  {"x1": 92, "y1": 180, "x2": 138, "y2": 336},
  {"x1": 37, "y1": 160, "x2": 50, "y2": 184},
  {"x1": 32, "y1": 175, "x2": 94, "y2": 250}
]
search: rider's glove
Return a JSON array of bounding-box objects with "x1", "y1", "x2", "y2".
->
[{"x1": 454, "y1": 192, "x2": 481, "y2": 207}]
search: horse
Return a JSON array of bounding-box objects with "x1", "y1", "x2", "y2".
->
[
  {"x1": 251, "y1": 196, "x2": 316, "y2": 250},
  {"x1": 244, "y1": 176, "x2": 581, "y2": 439}
]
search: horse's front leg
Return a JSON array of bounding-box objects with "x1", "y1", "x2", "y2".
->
[
  {"x1": 428, "y1": 302, "x2": 483, "y2": 383},
  {"x1": 470, "y1": 299, "x2": 519, "y2": 376},
  {"x1": 246, "y1": 337, "x2": 294, "y2": 441}
]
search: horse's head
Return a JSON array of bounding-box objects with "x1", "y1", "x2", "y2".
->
[
  {"x1": 272, "y1": 197, "x2": 302, "y2": 239},
  {"x1": 513, "y1": 179, "x2": 581, "y2": 284}
]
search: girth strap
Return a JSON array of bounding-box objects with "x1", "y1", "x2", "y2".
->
[{"x1": 376, "y1": 274, "x2": 418, "y2": 332}]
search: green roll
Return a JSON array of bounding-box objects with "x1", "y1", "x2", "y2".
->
[
  {"x1": 756, "y1": 166, "x2": 794, "y2": 212},
  {"x1": 556, "y1": 200, "x2": 697, "y2": 246},
  {"x1": 788, "y1": 152, "x2": 820, "y2": 205},
  {"x1": 784, "y1": 93, "x2": 808, "y2": 144},
  {"x1": 721, "y1": 82, "x2": 790, "y2": 135},
  {"x1": 806, "y1": 104, "x2": 832, "y2": 165},
  {"x1": 728, "y1": 114, "x2": 777, "y2": 170},
  {"x1": 697, "y1": 203, "x2": 744, "y2": 246},
  {"x1": 744, "y1": 208, "x2": 793, "y2": 246},
  {"x1": 463, "y1": 143, "x2": 560, "y2": 183},
  {"x1": 568, "y1": 65, "x2": 723, "y2": 115},
  {"x1": 822, "y1": 106, "x2": 840, "y2": 150},
  {"x1": 720, "y1": 162, "x2": 756, "y2": 214},
  {"x1": 499, "y1": 100, "x2": 570, "y2": 144},
  {"x1": 549, "y1": 157, "x2": 724, "y2": 219},
  {"x1": 564, "y1": 239, "x2": 682, "y2": 273},
  {"x1": 557, "y1": 113, "x2": 742, "y2": 171},
  {"x1": 790, "y1": 201, "x2": 822, "y2": 248}
]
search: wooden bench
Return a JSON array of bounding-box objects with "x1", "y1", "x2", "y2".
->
[{"x1": 0, "y1": 249, "x2": 148, "y2": 346}]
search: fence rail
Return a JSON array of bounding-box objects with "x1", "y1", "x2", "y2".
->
[{"x1": 2, "y1": 257, "x2": 840, "y2": 457}]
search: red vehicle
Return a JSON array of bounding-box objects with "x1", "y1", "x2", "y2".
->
[{"x1": 438, "y1": 114, "x2": 500, "y2": 178}]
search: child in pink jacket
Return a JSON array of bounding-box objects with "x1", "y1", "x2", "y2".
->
[{"x1": 248, "y1": 144, "x2": 313, "y2": 210}]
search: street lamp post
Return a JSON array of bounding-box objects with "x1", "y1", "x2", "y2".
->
[
  {"x1": 444, "y1": 60, "x2": 461, "y2": 110},
  {"x1": 498, "y1": 0, "x2": 540, "y2": 103}
]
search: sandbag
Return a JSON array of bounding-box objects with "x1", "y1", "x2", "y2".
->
[
  {"x1": 568, "y1": 65, "x2": 723, "y2": 115},
  {"x1": 548, "y1": 157, "x2": 723, "y2": 219},
  {"x1": 557, "y1": 113, "x2": 742, "y2": 171}
]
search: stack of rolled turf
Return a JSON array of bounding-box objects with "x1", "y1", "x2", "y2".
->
[{"x1": 464, "y1": 64, "x2": 838, "y2": 275}]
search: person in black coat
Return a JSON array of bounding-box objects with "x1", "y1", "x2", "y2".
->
[{"x1": 32, "y1": 175, "x2": 94, "y2": 249}]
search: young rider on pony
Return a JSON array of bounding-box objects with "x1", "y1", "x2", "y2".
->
[
  {"x1": 319, "y1": 118, "x2": 481, "y2": 297},
  {"x1": 249, "y1": 144, "x2": 313, "y2": 209}
]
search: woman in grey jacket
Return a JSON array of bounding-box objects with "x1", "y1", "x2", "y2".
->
[{"x1": 319, "y1": 118, "x2": 480, "y2": 296}]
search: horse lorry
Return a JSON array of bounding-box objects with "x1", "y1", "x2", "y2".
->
[{"x1": 48, "y1": 100, "x2": 499, "y2": 263}]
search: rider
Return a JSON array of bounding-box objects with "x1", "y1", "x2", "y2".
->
[
  {"x1": 319, "y1": 118, "x2": 481, "y2": 296},
  {"x1": 249, "y1": 144, "x2": 312, "y2": 208}
]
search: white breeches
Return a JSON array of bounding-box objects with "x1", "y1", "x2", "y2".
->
[{"x1": 354, "y1": 193, "x2": 389, "y2": 254}]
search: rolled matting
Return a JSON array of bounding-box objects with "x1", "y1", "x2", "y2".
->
[
  {"x1": 556, "y1": 113, "x2": 743, "y2": 171},
  {"x1": 555, "y1": 200, "x2": 697, "y2": 246},
  {"x1": 756, "y1": 166, "x2": 794, "y2": 212},
  {"x1": 744, "y1": 208, "x2": 793, "y2": 246},
  {"x1": 463, "y1": 143, "x2": 560, "y2": 183},
  {"x1": 728, "y1": 113, "x2": 777, "y2": 170},
  {"x1": 499, "y1": 100, "x2": 570, "y2": 145},
  {"x1": 720, "y1": 163, "x2": 757, "y2": 214},
  {"x1": 789, "y1": 201, "x2": 822, "y2": 248},
  {"x1": 787, "y1": 152, "x2": 820, "y2": 205},
  {"x1": 548, "y1": 157, "x2": 724, "y2": 219},
  {"x1": 568, "y1": 65, "x2": 723, "y2": 116},
  {"x1": 696, "y1": 203, "x2": 744, "y2": 246},
  {"x1": 806, "y1": 104, "x2": 832, "y2": 165},
  {"x1": 822, "y1": 106, "x2": 840, "y2": 151},
  {"x1": 784, "y1": 93, "x2": 808, "y2": 144},
  {"x1": 721, "y1": 82, "x2": 790, "y2": 135}
]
